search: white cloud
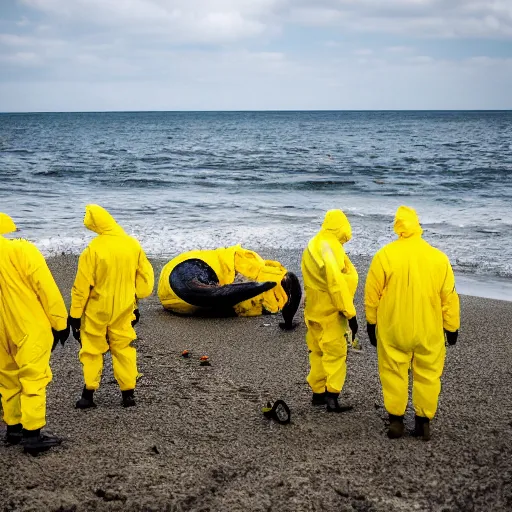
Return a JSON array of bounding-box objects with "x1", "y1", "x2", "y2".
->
[
  {"x1": 0, "y1": 51, "x2": 43, "y2": 66},
  {"x1": 21, "y1": 0, "x2": 282, "y2": 43},
  {"x1": 287, "y1": 0, "x2": 512, "y2": 39},
  {"x1": 386, "y1": 46, "x2": 415, "y2": 54},
  {"x1": 2, "y1": 54, "x2": 511, "y2": 111},
  {"x1": 0, "y1": 33, "x2": 70, "y2": 69},
  {"x1": 354, "y1": 48, "x2": 374, "y2": 56},
  {"x1": 0, "y1": 34, "x2": 31, "y2": 46},
  {"x1": 406, "y1": 55, "x2": 435, "y2": 64},
  {"x1": 20, "y1": 0, "x2": 512, "y2": 42},
  {"x1": 1, "y1": 0, "x2": 510, "y2": 110},
  {"x1": 0, "y1": 33, "x2": 65, "y2": 48}
]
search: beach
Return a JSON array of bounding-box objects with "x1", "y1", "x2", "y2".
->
[{"x1": 1, "y1": 252, "x2": 511, "y2": 512}]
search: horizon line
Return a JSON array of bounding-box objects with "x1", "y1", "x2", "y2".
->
[{"x1": 1, "y1": 108, "x2": 511, "y2": 114}]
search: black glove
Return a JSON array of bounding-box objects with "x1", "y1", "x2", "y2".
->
[
  {"x1": 131, "y1": 309, "x2": 140, "y2": 327},
  {"x1": 445, "y1": 329, "x2": 458, "y2": 346},
  {"x1": 69, "y1": 316, "x2": 81, "y2": 343},
  {"x1": 52, "y1": 321, "x2": 70, "y2": 352},
  {"x1": 348, "y1": 316, "x2": 358, "y2": 339},
  {"x1": 367, "y1": 323, "x2": 377, "y2": 347}
]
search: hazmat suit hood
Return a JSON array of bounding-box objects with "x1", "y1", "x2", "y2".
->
[
  {"x1": 84, "y1": 204, "x2": 125, "y2": 236},
  {"x1": 321, "y1": 209, "x2": 352, "y2": 244},
  {"x1": 0, "y1": 212, "x2": 17, "y2": 235},
  {"x1": 393, "y1": 206, "x2": 423, "y2": 239}
]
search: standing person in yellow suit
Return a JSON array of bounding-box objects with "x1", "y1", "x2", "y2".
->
[
  {"x1": 365, "y1": 206, "x2": 460, "y2": 440},
  {"x1": 301, "y1": 209, "x2": 358, "y2": 412},
  {"x1": 69, "y1": 205, "x2": 154, "y2": 409},
  {"x1": 0, "y1": 213, "x2": 69, "y2": 453}
]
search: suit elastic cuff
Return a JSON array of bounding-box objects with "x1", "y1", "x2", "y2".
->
[
  {"x1": 69, "y1": 307, "x2": 83, "y2": 319},
  {"x1": 52, "y1": 318, "x2": 68, "y2": 331}
]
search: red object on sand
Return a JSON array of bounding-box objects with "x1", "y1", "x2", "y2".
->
[{"x1": 200, "y1": 355, "x2": 211, "y2": 366}]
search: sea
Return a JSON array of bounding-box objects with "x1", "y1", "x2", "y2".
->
[{"x1": 1, "y1": 111, "x2": 511, "y2": 299}]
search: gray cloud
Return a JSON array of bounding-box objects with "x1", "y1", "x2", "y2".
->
[
  {"x1": 2, "y1": 49, "x2": 510, "y2": 110},
  {"x1": 0, "y1": 0, "x2": 510, "y2": 110},
  {"x1": 19, "y1": 0, "x2": 512, "y2": 40},
  {"x1": 289, "y1": 0, "x2": 512, "y2": 38},
  {"x1": 20, "y1": 0, "x2": 282, "y2": 43}
]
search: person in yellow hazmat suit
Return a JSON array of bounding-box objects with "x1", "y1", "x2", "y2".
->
[
  {"x1": 158, "y1": 245, "x2": 302, "y2": 328},
  {"x1": 301, "y1": 209, "x2": 358, "y2": 412},
  {"x1": 365, "y1": 206, "x2": 460, "y2": 441},
  {"x1": 0, "y1": 213, "x2": 69, "y2": 454},
  {"x1": 69, "y1": 205, "x2": 154, "y2": 409}
]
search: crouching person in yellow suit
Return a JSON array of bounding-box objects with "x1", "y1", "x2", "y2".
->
[
  {"x1": 158, "y1": 245, "x2": 301, "y2": 329},
  {"x1": 301, "y1": 210, "x2": 358, "y2": 412},
  {"x1": 365, "y1": 206, "x2": 460, "y2": 440},
  {"x1": 70, "y1": 205, "x2": 154, "y2": 409},
  {"x1": 0, "y1": 213, "x2": 69, "y2": 453}
]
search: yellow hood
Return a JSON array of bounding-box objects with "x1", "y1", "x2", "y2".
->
[
  {"x1": 321, "y1": 209, "x2": 352, "y2": 244},
  {"x1": 84, "y1": 204, "x2": 125, "y2": 236},
  {"x1": 393, "y1": 206, "x2": 423, "y2": 238},
  {"x1": 0, "y1": 213, "x2": 17, "y2": 235}
]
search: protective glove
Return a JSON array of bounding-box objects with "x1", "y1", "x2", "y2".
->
[
  {"x1": 445, "y1": 329, "x2": 458, "y2": 346},
  {"x1": 69, "y1": 316, "x2": 81, "y2": 344},
  {"x1": 348, "y1": 316, "x2": 358, "y2": 339},
  {"x1": 52, "y1": 321, "x2": 70, "y2": 352},
  {"x1": 131, "y1": 309, "x2": 140, "y2": 327},
  {"x1": 367, "y1": 323, "x2": 377, "y2": 347}
]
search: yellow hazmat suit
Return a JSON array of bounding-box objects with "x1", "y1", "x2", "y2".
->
[
  {"x1": 0, "y1": 213, "x2": 67, "y2": 431},
  {"x1": 365, "y1": 206, "x2": 460, "y2": 419},
  {"x1": 70, "y1": 205, "x2": 154, "y2": 392},
  {"x1": 301, "y1": 210, "x2": 358, "y2": 394},
  {"x1": 157, "y1": 245, "x2": 288, "y2": 316}
]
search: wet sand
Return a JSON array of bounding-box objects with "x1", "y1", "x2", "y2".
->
[{"x1": 1, "y1": 252, "x2": 511, "y2": 511}]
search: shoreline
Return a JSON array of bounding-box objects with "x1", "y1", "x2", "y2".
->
[
  {"x1": 453, "y1": 273, "x2": 512, "y2": 302},
  {"x1": 45, "y1": 250, "x2": 512, "y2": 303}
]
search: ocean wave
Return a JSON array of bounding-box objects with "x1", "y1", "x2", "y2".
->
[
  {"x1": 27, "y1": 225, "x2": 512, "y2": 280},
  {"x1": 117, "y1": 177, "x2": 175, "y2": 187},
  {"x1": 138, "y1": 156, "x2": 175, "y2": 165},
  {"x1": 2, "y1": 110, "x2": 511, "y2": 279},
  {"x1": 0, "y1": 149, "x2": 35, "y2": 155},
  {"x1": 285, "y1": 147, "x2": 310, "y2": 154},
  {"x1": 231, "y1": 175, "x2": 266, "y2": 182},
  {"x1": 33, "y1": 168, "x2": 74, "y2": 177},
  {"x1": 474, "y1": 228, "x2": 503, "y2": 235}
]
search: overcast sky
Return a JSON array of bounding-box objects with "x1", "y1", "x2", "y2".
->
[{"x1": 1, "y1": 0, "x2": 511, "y2": 111}]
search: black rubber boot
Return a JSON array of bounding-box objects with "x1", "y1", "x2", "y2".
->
[
  {"x1": 4, "y1": 423, "x2": 23, "y2": 445},
  {"x1": 122, "y1": 389, "x2": 136, "y2": 408},
  {"x1": 325, "y1": 392, "x2": 353, "y2": 413},
  {"x1": 75, "y1": 387, "x2": 97, "y2": 409},
  {"x1": 311, "y1": 392, "x2": 326, "y2": 406},
  {"x1": 20, "y1": 429, "x2": 62, "y2": 454},
  {"x1": 413, "y1": 415, "x2": 431, "y2": 441},
  {"x1": 387, "y1": 414, "x2": 405, "y2": 439},
  {"x1": 279, "y1": 272, "x2": 302, "y2": 330}
]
